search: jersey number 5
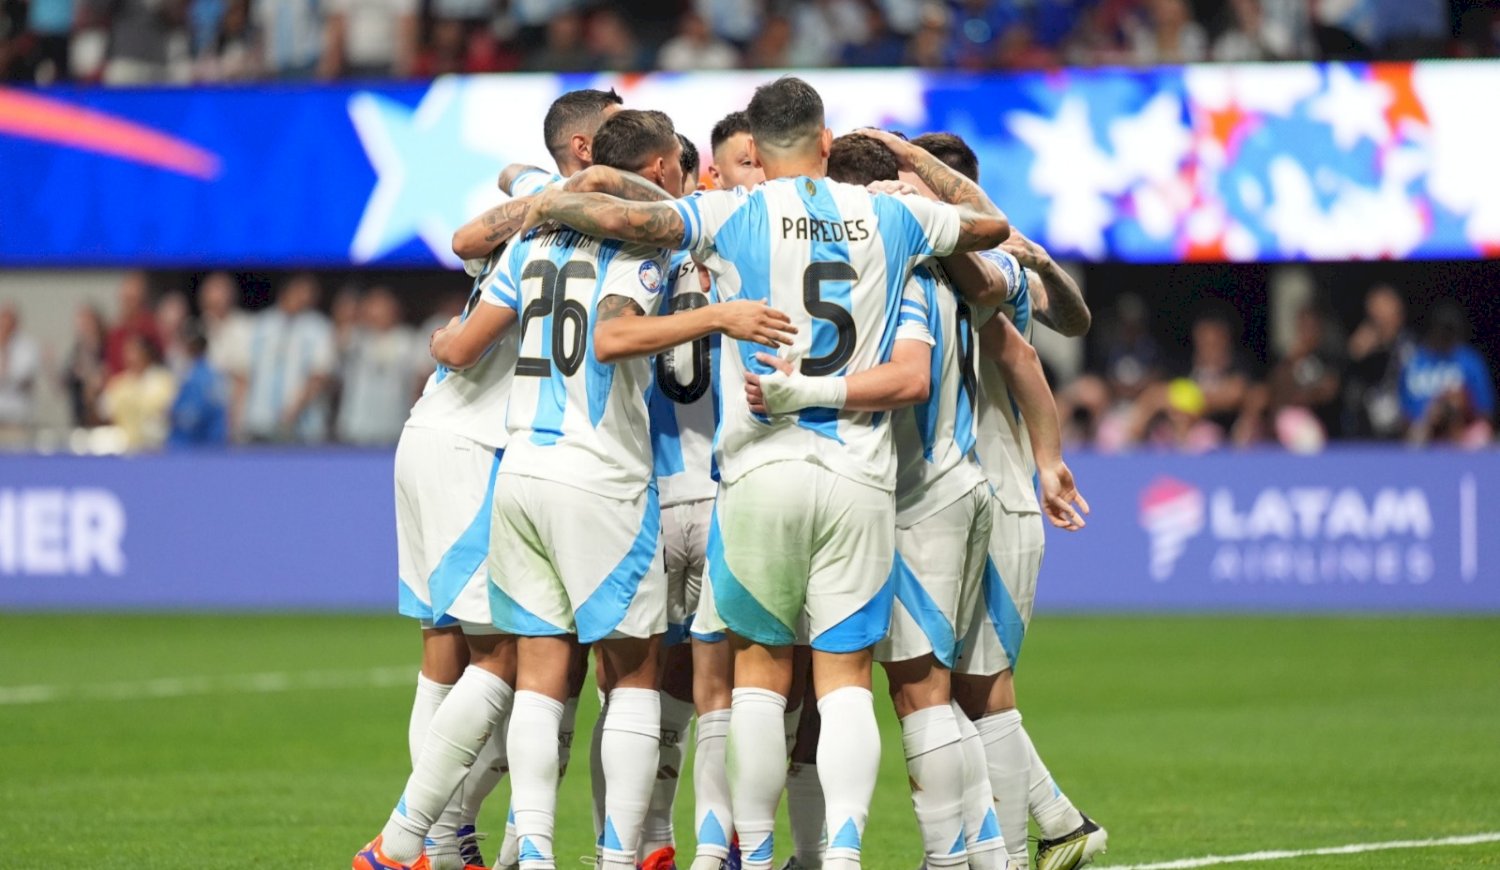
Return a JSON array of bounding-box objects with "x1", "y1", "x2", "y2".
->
[
  {"x1": 801, "y1": 261, "x2": 858, "y2": 377},
  {"x1": 517, "y1": 259, "x2": 594, "y2": 378}
]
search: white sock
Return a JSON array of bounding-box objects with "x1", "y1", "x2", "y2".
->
[
  {"x1": 783, "y1": 701, "x2": 803, "y2": 756},
  {"x1": 785, "y1": 762, "x2": 826, "y2": 865},
  {"x1": 641, "y1": 693, "x2": 694, "y2": 857},
  {"x1": 975, "y1": 709, "x2": 1029, "y2": 867},
  {"x1": 901, "y1": 704, "x2": 968, "y2": 869},
  {"x1": 498, "y1": 804, "x2": 519, "y2": 867},
  {"x1": 599, "y1": 688, "x2": 661, "y2": 870},
  {"x1": 691, "y1": 709, "x2": 733, "y2": 862},
  {"x1": 728, "y1": 687, "x2": 788, "y2": 870},
  {"x1": 409, "y1": 673, "x2": 453, "y2": 765},
  {"x1": 383, "y1": 667, "x2": 514, "y2": 864},
  {"x1": 1020, "y1": 723, "x2": 1084, "y2": 839},
  {"x1": 954, "y1": 702, "x2": 1006, "y2": 870},
  {"x1": 508, "y1": 690, "x2": 565, "y2": 870},
  {"x1": 816, "y1": 687, "x2": 880, "y2": 870},
  {"x1": 590, "y1": 693, "x2": 607, "y2": 843},
  {"x1": 559, "y1": 695, "x2": 580, "y2": 775},
  {"x1": 459, "y1": 723, "x2": 509, "y2": 827}
]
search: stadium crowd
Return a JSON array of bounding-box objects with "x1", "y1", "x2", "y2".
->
[
  {"x1": 0, "y1": 267, "x2": 1490, "y2": 452},
  {"x1": 1, "y1": 0, "x2": 1496, "y2": 86}
]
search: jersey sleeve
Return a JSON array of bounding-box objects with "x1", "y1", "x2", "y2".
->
[
  {"x1": 600, "y1": 247, "x2": 670, "y2": 316},
  {"x1": 510, "y1": 168, "x2": 562, "y2": 198},
  {"x1": 669, "y1": 188, "x2": 748, "y2": 256},
  {"x1": 896, "y1": 269, "x2": 937, "y2": 347},
  {"x1": 480, "y1": 247, "x2": 522, "y2": 312},
  {"x1": 891, "y1": 194, "x2": 962, "y2": 258},
  {"x1": 976, "y1": 249, "x2": 1029, "y2": 304}
]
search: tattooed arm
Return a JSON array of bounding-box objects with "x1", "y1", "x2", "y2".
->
[
  {"x1": 524, "y1": 189, "x2": 688, "y2": 248},
  {"x1": 562, "y1": 165, "x2": 675, "y2": 203},
  {"x1": 1002, "y1": 228, "x2": 1091, "y2": 337},
  {"x1": 593, "y1": 291, "x2": 796, "y2": 363},
  {"x1": 451, "y1": 194, "x2": 536, "y2": 261},
  {"x1": 859, "y1": 128, "x2": 1010, "y2": 253}
]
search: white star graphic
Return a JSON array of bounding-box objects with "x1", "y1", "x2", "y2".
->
[{"x1": 1306, "y1": 65, "x2": 1393, "y2": 151}]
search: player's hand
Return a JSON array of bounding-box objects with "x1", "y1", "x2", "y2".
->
[
  {"x1": 715, "y1": 301, "x2": 796, "y2": 347},
  {"x1": 854, "y1": 128, "x2": 916, "y2": 171},
  {"x1": 999, "y1": 228, "x2": 1052, "y2": 271},
  {"x1": 1038, "y1": 460, "x2": 1089, "y2": 531},
  {"x1": 866, "y1": 179, "x2": 921, "y2": 197},
  {"x1": 745, "y1": 352, "x2": 794, "y2": 415}
]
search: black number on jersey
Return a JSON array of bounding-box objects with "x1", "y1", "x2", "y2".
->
[
  {"x1": 517, "y1": 259, "x2": 594, "y2": 378},
  {"x1": 955, "y1": 299, "x2": 980, "y2": 410},
  {"x1": 655, "y1": 291, "x2": 712, "y2": 404},
  {"x1": 801, "y1": 261, "x2": 858, "y2": 377}
]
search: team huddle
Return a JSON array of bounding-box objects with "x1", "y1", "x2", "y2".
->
[{"x1": 355, "y1": 76, "x2": 1107, "y2": 870}]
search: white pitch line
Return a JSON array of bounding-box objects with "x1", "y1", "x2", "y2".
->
[
  {"x1": 1092, "y1": 832, "x2": 1500, "y2": 870},
  {"x1": 0, "y1": 665, "x2": 414, "y2": 706}
]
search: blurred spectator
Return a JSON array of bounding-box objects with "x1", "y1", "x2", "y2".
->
[
  {"x1": 26, "y1": 0, "x2": 75, "y2": 83},
  {"x1": 1127, "y1": 0, "x2": 1208, "y2": 64},
  {"x1": 1400, "y1": 302, "x2": 1495, "y2": 447},
  {"x1": 1267, "y1": 304, "x2": 1345, "y2": 445},
  {"x1": 241, "y1": 273, "x2": 335, "y2": 443},
  {"x1": 105, "y1": 271, "x2": 162, "y2": 377},
  {"x1": 1370, "y1": 0, "x2": 1446, "y2": 58},
  {"x1": 318, "y1": 0, "x2": 417, "y2": 78},
  {"x1": 1066, "y1": 292, "x2": 1161, "y2": 449},
  {"x1": 196, "y1": 0, "x2": 257, "y2": 79},
  {"x1": 167, "y1": 324, "x2": 230, "y2": 446},
  {"x1": 99, "y1": 332, "x2": 177, "y2": 451},
  {"x1": 586, "y1": 8, "x2": 647, "y2": 72},
  {"x1": 1149, "y1": 378, "x2": 1226, "y2": 453},
  {"x1": 695, "y1": 0, "x2": 762, "y2": 46},
  {"x1": 64, "y1": 304, "x2": 109, "y2": 429},
  {"x1": 1343, "y1": 284, "x2": 1413, "y2": 439},
  {"x1": 905, "y1": 4, "x2": 952, "y2": 67},
  {"x1": 254, "y1": 0, "x2": 321, "y2": 77},
  {"x1": 657, "y1": 10, "x2": 739, "y2": 71},
  {"x1": 0, "y1": 304, "x2": 40, "y2": 434},
  {"x1": 841, "y1": 1, "x2": 908, "y2": 66},
  {"x1": 994, "y1": 21, "x2": 1061, "y2": 69},
  {"x1": 746, "y1": 13, "x2": 792, "y2": 67},
  {"x1": 156, "y1": 290, "x2": 191, "y2": 375},
  {"x1": 1213, "y1": 0, "x2": 1313, "y2": 61},
  {"x1": 950, "y1": 0, "x2": 1017, "y2": 68},
  {"x1": 89, "y1": 0, "x2": 189, "y2": 84},
  {"x1": 524, "y1": 9, "x2": 591, "y2": 71},
  {"x1": 1312, "y1": 0, "x2": 1376, "y2": 58},
  {"x1": 198, "y1": 271, "x2": 252, "y2": 384},
  {"x1": 336, "y1": 286, "x2": 419, "y2": 445},
  {"x1": 1130, "y1": 309, "x2": 1252, "y2": 445}
]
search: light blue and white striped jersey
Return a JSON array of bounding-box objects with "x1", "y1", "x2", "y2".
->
[
  {"x1": 893, "y1": 263, "x2": 988, "y2": 527},
  {"x1": 483, "y1": 225, "x2": 671, "y2": 499},
  {"x1": 649, "y1": 250, "x2": 720, "y2": 507},
  {"x1": 243, "y1": 307, "x2": 335, "y2": 441},
  {"x1": 511, "y1": 168, "x2": 563, "y2": 198},
  {"x1": 406, "y1": 249, "x2": 517, "y2": 451},
  {"x1": 971, "y1": 249, "x2": 1040, "y2": 515},
  {"x1": 671, "y1": 176, "x2": 961, "y2": 492}
]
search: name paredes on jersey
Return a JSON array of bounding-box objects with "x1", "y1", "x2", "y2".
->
[{"x1": 780, "y1": 216, "x2": 871, "y2": 243}]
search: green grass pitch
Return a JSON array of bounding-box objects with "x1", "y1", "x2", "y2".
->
[{"x1": 2, "y1": 614, "x2": 1497, "y2": 869}]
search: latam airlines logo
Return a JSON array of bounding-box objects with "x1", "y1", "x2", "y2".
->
[{"x1": 1137, "y1": 476, "x2": 1467, "y2": 587}]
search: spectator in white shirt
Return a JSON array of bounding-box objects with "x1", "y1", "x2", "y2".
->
[
  {"x1": 0, "y1": 304, "x2": 41, "y2": 434},
  {"x1": 198, "y1": 271, "x2": 253, "y2": 435},
  {"x1": 241, "y1": 273, "x2": 336, "y2": 443},
  {"x1": 318, "y1": 0, "x2": 417, "y2": 78},
  {"x1": 658, "y1": 10, "x2": 740, "y2": 70},
  {"x1": 336, "y1": 287, "x2": 420, "y2": 445}
]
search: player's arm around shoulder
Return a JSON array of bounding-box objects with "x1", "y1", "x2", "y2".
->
[
  {"x1": 1002, "y1": 228, "x2": 1090, "y2": 337},
  {"x1": 859, "y1": 127, "x2": 1010, "y2": 254}
]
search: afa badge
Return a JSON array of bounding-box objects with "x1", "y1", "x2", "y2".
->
[{"x1": 638, "y1": 260, "x2": 664, "y2": 292}]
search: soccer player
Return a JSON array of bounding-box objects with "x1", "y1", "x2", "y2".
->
[
  {"x1": 707, "y1": 110, "x2": 765, "y2": 190},
  {"x1": 440, "y1": 109, "x2": 797, "y2": 870},
  {"x1": 908, "y1": 132, "x2": 1108, "y2": 870},
  {"x1": 520, "y1": 76, "x2": 1011, "y2": 870}
]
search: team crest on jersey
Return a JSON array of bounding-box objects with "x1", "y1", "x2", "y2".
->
[{"x1": 638, "y1": 260, "x2": 664, "y2": 292}]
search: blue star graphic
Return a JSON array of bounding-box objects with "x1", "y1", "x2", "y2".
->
[{"x1": 347, "y1": 78, "x2": 502, "y2": 265}]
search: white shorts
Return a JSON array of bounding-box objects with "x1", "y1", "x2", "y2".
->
[
  {"x1": 395, "y1": 426, "x2": 503, "y2": 634},
  {"x1": 696, "y1": 461, "x2": 895, "y2": 653},
  {"x1": 955, "y1": 497, "x2": 1044, "y2": 676},
  {"x1": 663, "y1": 497, "x2": 713, "y2": 645},
  {"x1": 876, "y1": 484, "x2": 992, "y2": 668},
  {"x1": 488, "y1": 474, "x2": 667, "y2": 643}
]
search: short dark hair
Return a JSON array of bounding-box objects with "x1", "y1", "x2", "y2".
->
[
  {"x1": 590, "y1": 109, "x2": 678, "y2": 173},
  {"x1": 710, "y1": 110, "x2": 751, "y2": 154},
  {"x1": 827, "y1": 133, "x2": 899, "y2": 186},
  {"x1": 677, "y1": 133, "x2": 700, "y2": 181},
  {"x1": 911, "y1": 132, "x2": 979, "y2": 183},
  {"x1": 747, "y1": 76, "x2": 824, "y2": 152},
  {"x1": 542, "y1": 88, "x2": 623, "y2": 164}
]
